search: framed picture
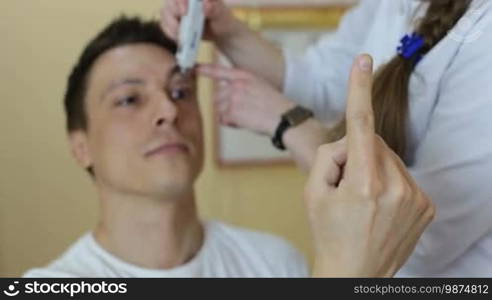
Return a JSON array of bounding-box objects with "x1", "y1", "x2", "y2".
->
[{"x1": 214, "y1": 2, "x2": 353, "y2": 167}]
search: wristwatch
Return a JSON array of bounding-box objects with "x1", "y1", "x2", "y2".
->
[{"x1": 272, "y1": 106, "x2": 314, "y2": 151}]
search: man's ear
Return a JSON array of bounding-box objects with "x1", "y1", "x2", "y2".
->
[{"x1": 68, "y1": 130, "x2": 93, "y2": 169}]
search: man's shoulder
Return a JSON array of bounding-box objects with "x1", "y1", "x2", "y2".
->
[
  {"x1": 23, "y1": 268, "x2": 78, "y2": 278},
  {"x1": 209, "y1": 221, "x2": 295, "y2": 250},
  {"x1": 23, "y1": 233, "x2": 94, "y2": 278},
  {"x1": 206, "y1": 220, "x2": 309, "y2": 276}
]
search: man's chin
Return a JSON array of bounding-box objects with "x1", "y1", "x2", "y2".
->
[
  {"x1": 147, "y1": 174, "x2": 195, "y2": 199},
  {"x1": 133, "y1": 161, "x2": 201, "y2": 198}
]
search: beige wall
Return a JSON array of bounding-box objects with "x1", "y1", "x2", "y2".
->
[{"x1": 0, "y1": 0, "x2": 312, "y2": 276}]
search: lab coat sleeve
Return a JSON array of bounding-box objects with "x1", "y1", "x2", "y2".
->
[
  {"x1": 282, "y1": 0, "x2": 381, "y2": 123},
  {"x1": 405, "y1": 25, "x2": 492, "y2": 274}
]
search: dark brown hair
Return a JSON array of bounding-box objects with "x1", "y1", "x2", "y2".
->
[{"x1": 333, "y1": 0, "x2": 472, "y2": 159}]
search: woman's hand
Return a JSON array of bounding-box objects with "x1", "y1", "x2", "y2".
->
[
  {"x1": 305, "y1": 55, "x2": 436, "y2": 277},
  {"x1": 160, "y1": 0, "x2": 239, "y2": 42},
  {"x1": 199, "y1": 64, "x2": 295, "y2": 136}
]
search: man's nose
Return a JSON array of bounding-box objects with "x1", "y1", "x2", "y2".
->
[{"x1": 152, "y1": 91, "x2": 178, "y2": 127}]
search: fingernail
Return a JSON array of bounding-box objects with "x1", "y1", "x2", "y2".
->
[{"x1": 358, "y1": 55, "x2": 373, "y2": 72}]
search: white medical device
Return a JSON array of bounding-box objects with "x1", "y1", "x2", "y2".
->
[{"x1": 176, "y1": 0, "x2": 205, "y2": 73}]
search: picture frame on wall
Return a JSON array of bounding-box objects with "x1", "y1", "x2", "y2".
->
[{"x1": 214, "y1": 2, "x2": 353, "y2": 167}]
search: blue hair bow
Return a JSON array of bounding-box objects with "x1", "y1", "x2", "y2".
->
[{"x1": 397, "y1": 33, "x2": 425, "y2": 65}]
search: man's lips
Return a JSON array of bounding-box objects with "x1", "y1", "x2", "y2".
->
[{"x1": 145, "y1": 143, "x2": 190, "y2": 157}]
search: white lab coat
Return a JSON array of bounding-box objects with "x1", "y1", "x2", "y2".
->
[{"x1": 283, "y1": 0, "x2": 492, "y2": 277}]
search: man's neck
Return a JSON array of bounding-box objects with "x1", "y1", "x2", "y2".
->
[{"x1": 94, "y1": 188, "x2": 204, "y2": 270}]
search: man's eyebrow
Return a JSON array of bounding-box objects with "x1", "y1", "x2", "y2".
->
[
  {"x1": 102, "y1": 78, "x2": 144, "y2": 100},
  {"x1": 169, "y1": 64, "x2": 180, "y2": 77},
  {"x1": 168, "y1": 64, "x2": 196, "y2": 83},
  {"x1": 101, "y1": 65, "x2": 185, "y2": 100}
]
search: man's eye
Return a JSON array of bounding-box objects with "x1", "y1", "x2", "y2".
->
[
  {"x1": 170, "y1": 88, "x2": 190, "y2": 101},
  {"x1": 116, "y1": 95, "x2": 139, "y2": 107}
]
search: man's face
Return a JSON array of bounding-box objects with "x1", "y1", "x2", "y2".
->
[{"x1": 72, "y1": 43, "x2": 204, "y2": 198}]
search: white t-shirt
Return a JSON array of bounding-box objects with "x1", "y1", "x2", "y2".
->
[
  {"x1": 23, "y1": 221, "x2": 308, "y2": 278},
  {"x1": 283, "y1": 0, "x2": 492, "y2": 277}
]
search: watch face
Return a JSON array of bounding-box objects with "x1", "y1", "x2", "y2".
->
[{"x1": 285, "y1": 107, "x2": 314, "y2": 126}]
